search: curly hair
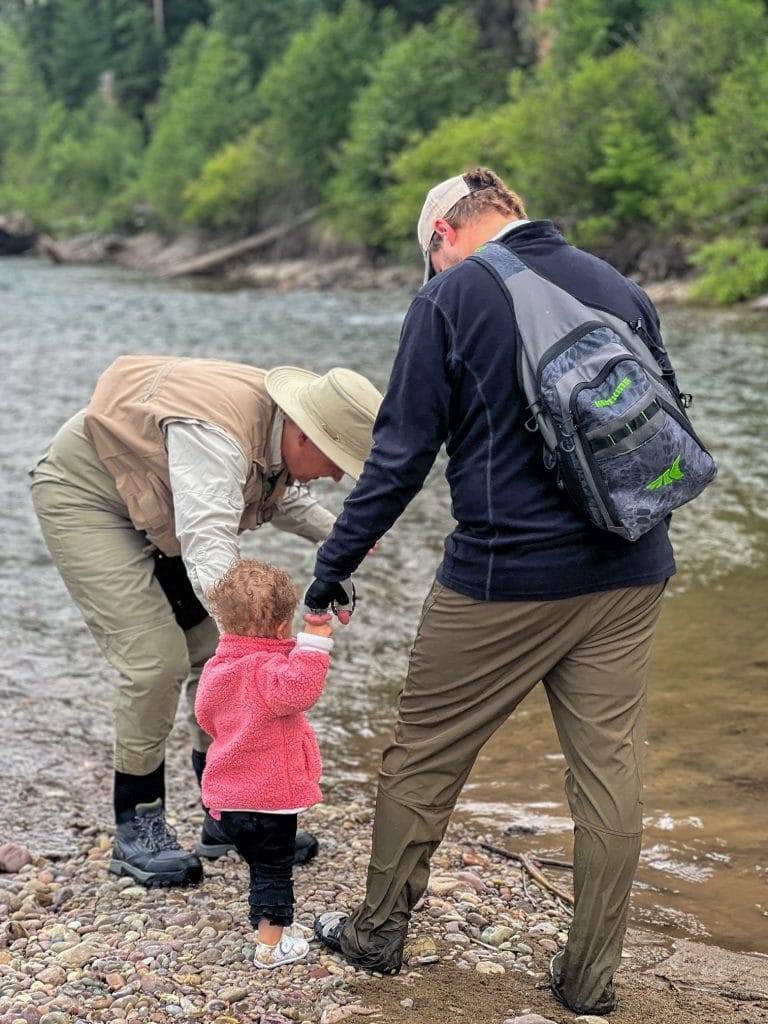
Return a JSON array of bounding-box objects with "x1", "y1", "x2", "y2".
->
[
  {"x1": 428, "y1": 166, "x2": 528, "y2": 257},
  {"x1": 207, "y1": 559, "x2": 298, "y2": 637}
]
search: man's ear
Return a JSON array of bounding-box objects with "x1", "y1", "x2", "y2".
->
[{"x1": 433, "y1": 217, "x2": 457, "y2": 246}]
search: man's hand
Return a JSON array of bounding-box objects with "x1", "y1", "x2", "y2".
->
[{"x1": 303, "y1": 577, "x2": 356, "y2": 624}]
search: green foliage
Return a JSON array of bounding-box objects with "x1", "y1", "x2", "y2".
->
[
  {"x1": 0, "y1": 21, "x2": 49, "y2": 171},
  {"x1": 256, "y1": 0, "x2": 396, "y2": 200},
  {"x1": 638, "y1": 0, "x2": 766, "y2": 121},
  {"x1": 139, "y1": 27, "x2": 254, "y2": 227},
  {"x1": 542, "y1": 0, "x2": 664, "y2": 68},
  {"x1": 110, "y1": 1, "x2": 163, "y2": 119},
  {"x1": 667, "y1": 43, "x2": 768, "y2": 233},
  {"x1": 511, "y1": 48, "x2": 673, "y2": 242},
  {"x1": 387, "y1": 45, "x2": 673, "y2": 251},
  {"x1": 0, "y1": 96, "x2": 144, "y2": 230},
  {"x1": 690, "y1": 237, "x2": 768, "y2": 304},
  {"x1": 210, "y1": 0, "x2": 330, "y2": 84},
  {"x1": 45, "y1": 0, "x2": 108, "y2": 108},
  {"x1": 386, "y1": 105, "x2": 516, "y2": 248},
  {"x1": 182, "y1": 127, "x2": 269, "y2": 228},
  {"x1": 330, "y1": 8, "x2": 499, "y2": 247},
  {"x1": 3, "y1": 0, "x2": 768, "y2": 304}
]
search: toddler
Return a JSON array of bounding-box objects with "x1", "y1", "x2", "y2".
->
[{"x1": 195, "y1": 558, "x2": 333, "y2": 969}]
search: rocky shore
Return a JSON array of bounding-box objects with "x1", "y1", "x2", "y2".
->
[{"x1": 2, "y1": 792, "x2": 767, "y2": 1024}]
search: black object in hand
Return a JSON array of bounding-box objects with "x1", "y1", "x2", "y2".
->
[
  {"x1": 152, "y1": 551, "x2": 208, "y2": 631},
  {"x1": 304, "y1": 578, "x2": 356, "y2": 619}
]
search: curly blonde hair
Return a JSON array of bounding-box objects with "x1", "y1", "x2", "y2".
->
[{"x1": 207, "y1": 559, "x2": 298, "y2": 637}]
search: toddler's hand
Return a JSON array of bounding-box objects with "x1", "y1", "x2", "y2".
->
[{"x1": 303, "y1": 611, "x2": 333, "y2": 639}]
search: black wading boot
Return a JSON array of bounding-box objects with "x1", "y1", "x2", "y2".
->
[
  {"x1": 110, "y1": 799, "x2": 203, "y2": 888},
  {"x1": 191, "y1": 749, "x2": 320, "y2": 866}
]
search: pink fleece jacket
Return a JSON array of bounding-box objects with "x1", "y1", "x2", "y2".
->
[{"x1": 195, "y1": 633, "x2": 330, "y2": 813}]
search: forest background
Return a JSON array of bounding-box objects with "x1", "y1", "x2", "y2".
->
[{"x1": 1, "y1": 0, "x2": 767, "y2": 304}]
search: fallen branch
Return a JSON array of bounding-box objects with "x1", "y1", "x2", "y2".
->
[
  {"x1": 479, "y1": 842, "x2": 573, "y2": 872},
  {"x1": 162, "y1": 207, "x2": 321, "y2": 278},
  {"x1": 478, "y1": 842, "x2": 574, "y2": 907}
]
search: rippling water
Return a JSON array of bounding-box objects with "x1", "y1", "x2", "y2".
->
[{"x1": 1, "y1": 258, "x2": 766, "y2": 952}]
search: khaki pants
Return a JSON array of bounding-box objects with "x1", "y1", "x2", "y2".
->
[
  {"x1": 30, "y1": 411, "x2": 218, "y2": 775},
  {"x1": 340, "y1": 579, "x2": 665, "y2": 1009}
]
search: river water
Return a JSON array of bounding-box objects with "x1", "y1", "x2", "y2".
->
[{"x1": 1, "y1": 258, "x2": 766, "y2": 954}]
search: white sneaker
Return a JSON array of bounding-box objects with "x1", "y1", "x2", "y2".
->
[{"x1": 254, "y1": 934, "x2": 310, "y2": 969}]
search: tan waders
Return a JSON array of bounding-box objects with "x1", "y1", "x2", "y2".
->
[
  {"x1": 30, "y1": 411, "x2": 217, "y2": 775},
  {"x1": 338, "y1": 579, "x2": 665, "y2": 1011}
]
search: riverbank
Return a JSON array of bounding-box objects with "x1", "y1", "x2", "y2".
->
[
  {"x1": 2, "y1": 790, "x2": 767, "y2": 1024},
  {"x1": 24, "y1": 225, "x2": 768, "y2": 306}
]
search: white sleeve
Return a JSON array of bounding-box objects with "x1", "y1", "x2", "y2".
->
[
  {"x1": 269, "y1": 483, "x2": 337, "y2": 544},
  {"x1": 165, "y1": 421, "x2": 249, "y2": 607}
]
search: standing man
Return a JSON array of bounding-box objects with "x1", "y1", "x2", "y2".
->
[
  {"x1": 30, "y1": 356, "x2": 382, "y2": 888},
  {"x1": 307, "y1": 168, "x2": 678, "y2": 1015}
]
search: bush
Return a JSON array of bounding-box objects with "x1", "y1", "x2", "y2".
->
[
  {"x1": 329, "y1": 8, "x2": 499, "y2": 248},
  {"x1": 667, "y1": 43, "x2": 768, "y2": 234},
  {"x1": 386, "y1": 104, "x2": 518, "y2": 251},
  {"x1": 0, "y1": 95, "x2": 144, "y2": 231},
  {"x1": 387, "y1": 45, "x2": 673, "y2": 252},
  {"x1": 139, "y1": 27, "x2": 254, "y2": 228},
  {"x1": 638, "y1": 0, "x2": 766, "y2": 121},
  {"x1": 0, "y1": 22, "x2": 49, "y2": 176},
  {"x1": 690, "y1": 236, "x2": 768, "y2": 305},
  {"x1": 256, "y1": 1, "x2": 396, "y2": 200},
  {"x1": 183, "y1": 127, "x2": 270, "y2": 229}
]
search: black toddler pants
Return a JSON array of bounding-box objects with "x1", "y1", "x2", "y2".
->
[{"x1": 219, "y1": 811, "x2": 297, "y2": 928}]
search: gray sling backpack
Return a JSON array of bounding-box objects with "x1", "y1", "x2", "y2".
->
[{"x1": 470, "y1": 241, "x2": 717, "y2": 541}]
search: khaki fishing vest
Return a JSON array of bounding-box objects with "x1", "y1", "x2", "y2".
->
[{"x1": 84, "y1": 355, "x2": 289, "y2": 555}]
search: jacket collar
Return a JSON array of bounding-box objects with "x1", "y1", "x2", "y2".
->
[{"x1": 216, "y1": 633, "x2": 295, "y2": 658}]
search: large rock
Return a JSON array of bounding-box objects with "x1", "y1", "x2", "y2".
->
[
  {"x1": 0, "y1": 212, "x2": 37, "y2": 255},
  {"x1": 55, "y1": 941, "x2": 101, "y2": 968},
  {"x1": 653, "y1": 939, "x2": 768, "y2": 1001},
  {"x1": 750, "y1": 293, "x2": 768, "y2": 311},
  {"x1": 0, "y1": 843, "x2": 32, "y2": 873}
]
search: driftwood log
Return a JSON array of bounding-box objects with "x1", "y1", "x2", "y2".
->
[{"x1": 162, "y1": 208, "x2": 321, "y2": 279}]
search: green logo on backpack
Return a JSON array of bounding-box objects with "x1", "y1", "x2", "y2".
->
[
  {"x1": 646, "y1": 455, "x2": 684, "y2": 490},
  {"x1": 594, "y1": 376, "x2": 632, "y2": 407}
]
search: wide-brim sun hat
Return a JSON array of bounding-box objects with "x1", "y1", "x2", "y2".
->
[{"x1": 265, "y1": 366, "x2": 383, "y2": 480}]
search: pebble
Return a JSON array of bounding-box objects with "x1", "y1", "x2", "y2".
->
[
  {"x1": 475, "y1": 961, "x2": 505, "y2": 974},
  {"x1": 576, "y1": 1018, "x2": 609, "y2": 1023},
  {"x1": 0, "y1": 844, "x2": 33, "y2": 874},
  {"x1": 0, "y1": 801, "x2": 578, "y2": 1024},
  {"x1": 503, "y1": 1016, "x2": 558, "y2": 1024},
  {"x1": 481, "y1": 925, "x2": 515, "y2": 947},
  {"x1": 55, "y1": 942, "x2": 101, "y2": 968},
  {"x1": 403, "y1": 937, "x2": 439, "y2": 965},
  {"x1": 219, "y1": 987, "x2": 248, "y2": 1004}
]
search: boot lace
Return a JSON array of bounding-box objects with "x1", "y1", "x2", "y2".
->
[{"x1": 135, "y1": 811, "x2": 182, "y2": 853}]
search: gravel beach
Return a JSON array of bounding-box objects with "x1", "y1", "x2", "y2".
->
[{"x1": 2, "y1": 778, "x2": 767, "y2": 1024}]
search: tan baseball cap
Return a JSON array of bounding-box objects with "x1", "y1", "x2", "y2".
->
[
  {"x1": 416, "y1": 173, "x2": 473, "y2": 285},
  {"x1": 265, "y1": 366, "x2": 383, "y2": 480}
]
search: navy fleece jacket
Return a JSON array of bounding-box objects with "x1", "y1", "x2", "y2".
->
[{"x1": 314, "y1": 220, "x2": 675, "y2": 600}]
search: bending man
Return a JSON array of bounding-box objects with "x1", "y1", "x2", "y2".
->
[{"x1": 31, "y1": 356, "x2": 382, "y2": 888}]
